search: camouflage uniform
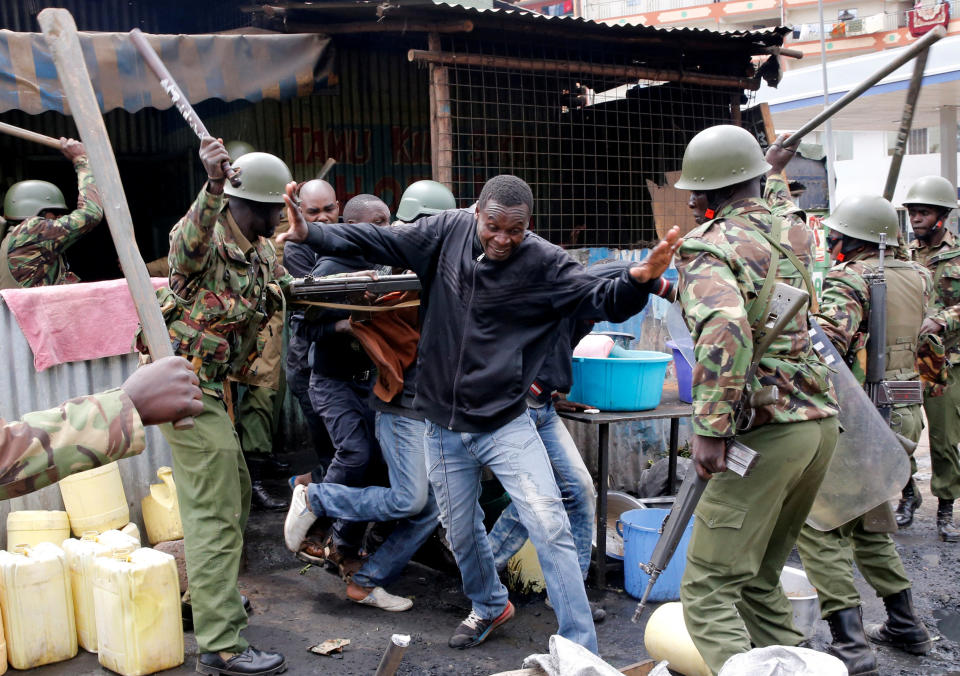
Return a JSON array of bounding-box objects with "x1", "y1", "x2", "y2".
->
[
  {"x1": 910, "y1": 231, "x2": 960, "y2": 501},
  {"x1": 154, "y1": 184, "x2": 291, "y2": 655},
  {"x1": 0, "y1": 156, "x2": 103, "y2": 289},
  {"x1": 0, "y1": 389, "x2": 144, "y2": 501},
  {"x1": 676, "y1": 173, "x2": 839, "y2": 674},
  {"x1": 796, "y1": 250, "x2": 930, "y2": 618}
]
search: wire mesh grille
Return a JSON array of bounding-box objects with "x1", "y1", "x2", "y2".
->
[{"x1": 435, "y1": 35, "x2": 756, "y2": 248}]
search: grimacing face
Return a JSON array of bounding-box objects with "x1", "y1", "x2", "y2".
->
[{"x1": 475, "y1": 200, "x2": 529, "y2": 261}]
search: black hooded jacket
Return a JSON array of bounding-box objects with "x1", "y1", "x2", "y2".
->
[{"x1": 304, "y1": 210, "x2": 654, "y2": 432}]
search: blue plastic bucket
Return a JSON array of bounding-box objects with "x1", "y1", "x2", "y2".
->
[
  {"x1": 619, "y1": 508, "x2": 694, "y2": 602},
  {"x1": 665, "y1": 341, "x2": 693, "y2": 404},
  {"x1": 568, "y1": 350, "x2": 672, "y2": 411}
]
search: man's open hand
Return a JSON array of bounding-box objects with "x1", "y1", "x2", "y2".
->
[
  {"x1": 278, "y1": 182, "x2": 308, "y2": 244},
  {"x1": 630, "y1": 226, "x2": 682, "y2": 284}
]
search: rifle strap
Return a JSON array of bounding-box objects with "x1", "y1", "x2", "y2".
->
[
  {"x1": 292, "y1": 299, "x2": 421, "y2": 312},
  {"x1": 747, "y1": 215, "x2": 783, "y2": 332},
  {"x1": 749, "y1": 219, "x2": 820, "y2": 319}
]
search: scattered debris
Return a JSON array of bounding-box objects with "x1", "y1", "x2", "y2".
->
[{"x1": 308, "y1": 638, "x2": 350, "y2": 657}]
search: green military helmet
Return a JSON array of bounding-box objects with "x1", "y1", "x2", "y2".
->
[
  {"x1": 396, "y1": 180, "x2": 456, "y2": 222},
  {"x1": 823, "y1": 194, "x2": 900, "y2": 246},
  {"x1": 224, "y1": 140, "x2": 255, "y2": 161},
  {"x1": 3, "y1": 180, "x2": 68, "y2": 221},
  {"x1": 223, "y1": 152, "x2": 292, "y2": 204},
  {"x1": 902, "y1": 175, "x2": 958, "y2": 210},
  {"x1": 674, "y1": 125, "x2": 772, "y2": 191}
]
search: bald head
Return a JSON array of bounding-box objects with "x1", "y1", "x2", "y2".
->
[{"x1": 299, "y1": 179, "x2": 339, "y2": 224}]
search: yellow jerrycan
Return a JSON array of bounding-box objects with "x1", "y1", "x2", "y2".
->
[
  {"x1": 140, "y1": 467, "x2": 183, "y2": 545},
  {"x1": 0, "y1": 606, "x2": 6, "y2": 675},
  {"x1": 644, "y1": 602, "x2": 712, "y2": 676},
  {"x1": 62, "y1": 530, "x2": 141, "y2": 653},
  {"x1": 0, "y1": 542, "x2": 78, "y2": 669},
  {"x1": 6, "y1": 510, "x2": 69, "y2": 551},
  {"x1": 93, "y1": 547, "x2": 184, "y2": 676},
  {"x1": 58, "y1": 463, "x2": 130, "y2": 537}
]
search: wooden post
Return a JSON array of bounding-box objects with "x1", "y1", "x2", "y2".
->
[
  {"x1": 0, "y1": 121, "x2": 62, "y2": 149},
  {"x1": 730, "y1": 92, "x2": 742, "y2": 126},
  {"x1": 38, "y1": 8, "x2": 192, "y2": 429},
  {"x1": 427, "y1": 33, "x2": 453, "y2": 189}
]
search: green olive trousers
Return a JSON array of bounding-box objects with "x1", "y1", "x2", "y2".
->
[
  {"x1": 162, "y1": 393, "x2": 252, "y2": 654},
  {"x1": 680, "y1": 417, "x2": 839, "y2": 675},
  {"x1": 922, "y1": 368, "x2": 960, "y2": 500},
  {"x1": 796, "y1": 403, "x2": 921, "y2": 618}
]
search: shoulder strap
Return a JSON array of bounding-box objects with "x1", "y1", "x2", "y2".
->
[
  {"x1": 747, "y1": 216, "x2": 782, "y2": 330},
  {"x1": 750, "y1": 221, "x2": 820, "y2": 314}
]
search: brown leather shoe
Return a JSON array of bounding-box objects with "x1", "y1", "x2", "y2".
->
[{"x1": 323, "y1": 536, "x2": 363, "y2": 582}]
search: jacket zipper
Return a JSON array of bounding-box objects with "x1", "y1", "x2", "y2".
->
[{"x1": 449, "y1": 253, "x2": 483, "y2": 429}]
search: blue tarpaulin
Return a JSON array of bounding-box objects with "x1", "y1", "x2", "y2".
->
[{"x1": 0, "y1": 29, "x2": 334, "y2": 115}]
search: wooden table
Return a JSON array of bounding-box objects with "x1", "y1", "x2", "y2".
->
[{"x1": 558, "y1": 390, "x2": 692, "y2": 589}]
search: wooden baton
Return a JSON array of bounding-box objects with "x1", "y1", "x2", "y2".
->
[
  {"x1": 38, "y1": 8, "x2": 193, "y2": 430},
  {"x1": 128, "y1": 28, "x2": 241, "y2": 188},
  {"x1": 0, "y1": 121, "x2": 62, "y2": 149}
]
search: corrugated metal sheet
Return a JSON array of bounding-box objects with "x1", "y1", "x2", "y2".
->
[
  {"x1": 167, "y1": 42, "x2": 431, "y2": 214},
  {"x1": 0, "y1": 0, "x2": 247, "y2": 34},
  {"x1": 0, "y1": 300, "x2": 173, "y2": 546}
]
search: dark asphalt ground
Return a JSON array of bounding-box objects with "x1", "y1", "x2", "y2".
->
[{"x1": 29, "y1": 439, "x2": 960, "y2": 675}]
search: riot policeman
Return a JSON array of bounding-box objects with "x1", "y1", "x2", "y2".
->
[
  {"x1": 905, "y1": 176, "x2": 960, "y2": 542},
  {"x1": 796, "y1": 194, "x2": 932, "y2": 676}
]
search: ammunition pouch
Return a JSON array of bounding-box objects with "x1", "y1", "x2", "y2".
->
[{"x1": 876, "y1": 380, "x2": 923, "y2": 407}]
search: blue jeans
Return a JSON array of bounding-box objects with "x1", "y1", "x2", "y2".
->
[
  {"x1": 308, "y1": 412, "x2": 441, "y2": 589},
  {"x1": 488, "y1": 403, "x2": 595, "y2": 578},
  {"x1": 425, "y1": 413, "x2": 598, "y2": 653}
]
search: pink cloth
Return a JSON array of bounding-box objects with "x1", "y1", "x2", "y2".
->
[
  {"x1": 573, "y1": 334, "x2": 614, "y2": 359},
  {"x1": 0, "y1": 278, "x2": 168, "y2": 371}
]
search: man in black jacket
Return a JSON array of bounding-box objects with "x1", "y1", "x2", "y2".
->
[{"x1": 281, "y1": 175, "x2": 680, "y2": 653}]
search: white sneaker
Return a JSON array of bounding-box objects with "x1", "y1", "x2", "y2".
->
[
  {"x1": 353, "y1": 586, "x2": 413, "y2": 612},
  {"x1": 283, "y1": 484, "x2": 317, "y2": 553}
]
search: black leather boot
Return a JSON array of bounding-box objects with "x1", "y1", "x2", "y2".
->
[
  {"x1": 250, "y1": 481, "x2": 287, "y2": 511},
  {"x1": 865, "y1": 589, "x2": 933, "y2": 655},
  {"x1": 895, "y1": 478, "x2": 922, "y2": 528},
  {"x1": 825, "y1": 607, "x2": 878, "y2": 676},
  {"x1": 937, "y1": 499, "x2": 960, "y2": 542},
  {"x1": 197, "y1": 646, "x2": 286, "y2": 675}
]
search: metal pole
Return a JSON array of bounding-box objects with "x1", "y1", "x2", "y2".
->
[
  {"x1": 941, "y1": 105, "x2": 959, "y2": 233},
  {"x1": 783, "y1": 26, "x2": 945, "y2": 148},
  {"x1": 883, "y1": 50, "x2": 929, "y2": 202},
  {"x1": 817, "y1": 0, "x2": 838, "y2": 211},
  {"x1": 374, "y1": 634, "x2": 410, "y2": 676}
]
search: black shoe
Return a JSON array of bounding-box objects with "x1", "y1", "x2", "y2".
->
[
  {"x1": 260, "y1": 456, "x2": 292, "y2": 479},
  {"x1": 937, "y1": 499, "x2": 960, "y2": 542},
  {"x1": 865, "y1": 589, "x2": 933, "y2": 655},
  {"x1": 183, "y1": 595, "x2": 252, "y2": 632},
  {"x1": 895, "y1": 478, "x2": 922, "y2": 528},
  {"x1": 449, "y1": 601, "x2": 515, "y2": 648},
  {"x1": 825, "y1": 607, "x2": 878, "y2": 676},
  {"x1": 250, "y1": 481, "x2": 287, "y2": 511},
  {"x1": 197, "y1": 646, "x2": 286, "y2": 675}
]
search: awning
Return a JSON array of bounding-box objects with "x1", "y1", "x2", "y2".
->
[{"x1": 0, "y1": 30, "x2": 334, "y2": 115}]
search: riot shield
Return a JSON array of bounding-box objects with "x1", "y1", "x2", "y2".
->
[{"x1": 805, "y1": 318, "x2": 911, "y2": 531}]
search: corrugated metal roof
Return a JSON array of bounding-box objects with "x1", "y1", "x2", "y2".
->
[{"x1": 246, "y1": 0, "x2": 789, "y2": 51}]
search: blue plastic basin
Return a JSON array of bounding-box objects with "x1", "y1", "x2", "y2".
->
[{"x1": 568, "y1": 350, "x2": 672, "y2": 411}]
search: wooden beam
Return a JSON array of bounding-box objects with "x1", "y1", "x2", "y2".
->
[
  {"x1": 427, "y1": 33, "x2": 453, "y2": 189},
  {"x1": 409, "y1": 49, "x2": 760, "y2": 91},
  {"x1": 286, "y1": 19, "x2": 474, "y2": 34}
]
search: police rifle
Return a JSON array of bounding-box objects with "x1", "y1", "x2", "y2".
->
[
  {"x1": 631, "y1": 283, "x2": 809, "y2": 622},
  {"x1": 290, "y1": 273, "x2": 421, "y2": 304},
  {"x1": 864, "y1": 233, "x2": 924, "y2": 423}
]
